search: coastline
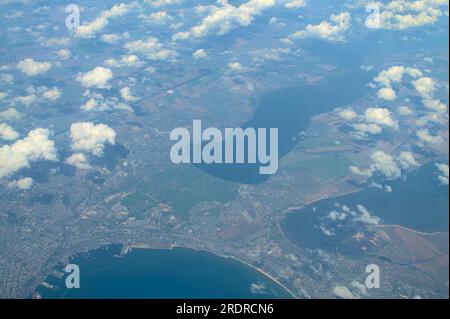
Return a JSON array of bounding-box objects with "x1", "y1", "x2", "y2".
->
[{"x1": 123, "y1": 243, "x2": 298, "y2": 299}]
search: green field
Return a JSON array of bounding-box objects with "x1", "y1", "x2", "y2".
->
[{"x1": 122, "y1": 165, "x2": 239, "y2": 218}]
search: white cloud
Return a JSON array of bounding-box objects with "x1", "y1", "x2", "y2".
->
[
  {"x1": 42, "y1": 87, "x2": 61, "y2": 101},
  {"x1": 350, "y1": 150, "x2": 402, "y2": 179},
  {"x1": 172, "y1": 0, "x2": 276, "y2": 40},
  {"x1": 105, "y1": 55, "x2": 144, "y2": 68},
  {"x1": 193, "y1": 49, "x2": 208, "y2": 60},
  {"x1": 77, "y1": 67, "x2": 113, "y2": 88},
  {"x1": 15, "y1": 94, "x2": 37, "y2": 106},
  {"x1": 139, "y1": 11, "x2": 173, "y2": 25},
  {"x1": 66, "y1": 153, "x2": 91, "y2": 170},
  {"x1": 416, "y1": 128, "x2": 444, "y2": 146},
  {"x1": 365, "y1": 0, "x2": 448, "y2": 30},
  {"x1": 80, "y1": 95, "x2": 132, "y2": 113},
  {"x1": 398, "y1": 151, "x2": 418, "y2": 169},
  {"x1": 8, "y1": 177, "x2": 33, "y2": 190},
  {"x1": 70, "y1": 122, "x2": 116, "y2": 156},
  {"x1": 377, "y1": 87, "x2": 396, "y2": 100},
  {"x1": 0, "y1": 73, "x2": 14, "y2": 84},
  {"x1": 75, "y1": 2, "x2": 138, "y2": 38},
  {"x1": 57, "y1": 48, "x2": 72, "y2": 60},
  {"x1": 249, "y1": 47, "x2": 290, "y2": 63},
  {"x1": 0, "y1": 123, "x2": 19, "y2": 141},
  {"x1": 228, "y1": 62, "x2": 244, "y2": 71},
  {"x1": 349, "y1": 165, "x2": 373, "y2": 177},
  {"x1": 406, "y1": 67, "x2": 423, "y2": 78},
  {"x1": 144, "y1": 0, "x2": 183, "y2": 7},
  {"x1": 37, "y1": 36, "x2": 70, "y2": 47},
  {"x1": 352, "y1": 123, "x2": 382, "y2": 135},
  {"x1": 338, "y1": 108, "x2": 357, "y2": 121},
  {"x1": 120, "y1": 87, "x2": 137, "y2": 102},
  {"x1": 351, "y1": 281, "x2": 368, "y2": 297},
  {"x1": 291, "y1": 12, "x2": 351, "y2": 43},
  {"x1": 0, "y1": 108, "x2": 22, "y2": 121},
  {"x1": 0, "y1": 128, "x2": 58, "y2": 179},
  {"x1": 435, "y1": 163, "x2": 449, "y2": 185},
  {"x1": 101, "y1": 32, "x2": 130, "y2": 44},
  {"x1": 370, "y1": 150, "x2": 401, "y2": 178},
  {"x1": 364, "y1": 107, "x2": 398, "y2": 129},
  {"x1": 398, "y1": 106, "x2": 414, "y2": 116},
  {"x1": 124, "y1": 37, "x2": 177, "y2": 61},
  {"x1": 422, "y1": 98, "x2": 447, "y2": 112},
  {"x1": 17, "y1": 58, "x2": 52, "y2": 76},
  {"x1": 332, "y1": 285, "x2": 358, "y2": 299},
  {"x1": 354, "y1": 204, "x2": 381, "y2": 225},
  {"x1": 327, "y1": 210, "x2": 347, "y2": 221},
  {"x1": 412, "y1": 77, "x2": 436, "y2": 98},
  {"x1": 284, "y1": 0, "x2": 306, "y2": 9},
  {"x1": 145, "y1": 66, "x2": 156, "y2": 74},
  {"x1": 374, "y1": 66, "x2": 405, "y2": 87}
]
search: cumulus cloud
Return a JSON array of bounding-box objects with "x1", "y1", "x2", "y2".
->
[
  {"x1": 57, "y1": 48, "x2": 72, "y2": 60},
  {"x1": 370, "y1": 150, "x2": 401, "y2": 178},
  {"x1": 228, "y1": 62, "x2": 244, "y2": 71},
  {"x1": 0, "y1": 128, "x2": 58, "y2": 179},
  {"x1": 352, "y1": 123, "x2": 382, "y2": 135},
  {"x1": 338, "y1": 108, "x2": 357, "y2": 121},
  {"x1": 398, "y1": 106, "x2": 413, "y2": 116},
  {"x1": 364, "y1": 107, "x2": 398, "y2": 129},
  {"x1": 77, "y1": 67, "x2": 113, "y2": 88},
  {"x1": 13, "y1": 86, "x2": 61, "y2": 106},
  {"x1": 353, "y1": 205, "x2": 381, "y2": 225},
  {"x1": 0, "y1": 123, "x2": 19, "y2": 141},
  {"x1": 145, "y1": 0, "x2": 183, "y2": 7},
  {"x1": 8, "y1": 177, "x2": 33, "y2": 190},
  {"x1": 75, "y1": 3, "x2": 138, "y2": 38},
  {"x1": 37, "y1": 36, "x2": 70, "y2": 48},
  {"x1": 0, "y1": 108, "x2": 22, "y2": 121},
  {"x1": 124, "y1": 37, "x2": 177, "y2": 61},
  {"x1": 422, "y1": 99, "x2": 447, "y2": 112},
  {"x1": 119, "y1": 87, "x2": 138, "y2": 102},
  {"x1": 192, "y1": 49, "x2": 208, "y2": 60},
  {"x1": 291, "y1": 12, "x2": 351, "y2": 42},
  {"x1": 332, "y1": 285, "x2": 358, "y2": 299},
  {"x1": 80, "y1": 91, "x2": 133, "y2": 113},
  {"x1": 398, "y1": 151, "x2": 418, "y2": 169},
  {"x1": 17, "y1": 58, "x2": 52, "y2": 76},
  {"x1": 66, "y1": 153, "x2": 91, "y2": 170},
  {"x1": 139, "y1": 11, "x2": 173, "y2": 25},
  {"x1": 105, "y1": 55, "x2": 144, "y2": 68},
  {"x1": 249, "y1": 47, "x2": 291, "y2": 63},
  {"x1": 327, "y1": 210, "x2": 347, "y2": 221},
  {"x1": 284, "y1": 0, "x2": 306, "y2": 9},
  {"x1": 416, "y1": 128, "x2": 444, "y2": 146},
  {"x1": 374, "y1": 65, "x2": 405, "y2": 87},
  {"x1": 42, "y1": 87, "x2": 61, "y2": 101},
  {"x1": 365, "y1": 0, "x2": 448, "y2": 30},
  {"x1": 172, "y1": 0, "x2": 276, "y2": 41},
  {"x1": 412, "y1": 77, "x2": 436, "y2": 98},
  {"x1": 70, "y1": 122, "x2": 116, "y2": 156},
  {"x1": 101, "y1": 32, "x2": 130, "y2": 44},
  {"x1": 435, "y1": 163, "x2": 449, "y2": 186},
  {"x1": 377, "y1": 87, "x2": 396, "y2": 100},
  {"x1": 350, "y1": 150, "x2": 402, "y2": 179}
]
